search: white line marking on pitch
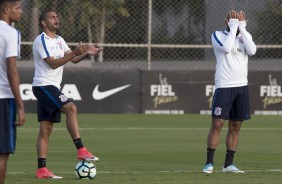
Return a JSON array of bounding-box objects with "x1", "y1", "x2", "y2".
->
[
  {"x1": 7, "y1": 169, "x2": 282, "y2": 175},
  {"x1": 18, "y1": 127, "x2": 282, "y2": 131}
]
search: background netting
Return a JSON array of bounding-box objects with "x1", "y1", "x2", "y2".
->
[{"x1": 17, "y1": 0, "x2": 282, "y2": 70}]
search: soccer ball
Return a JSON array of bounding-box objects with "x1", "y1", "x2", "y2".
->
[{"x1": 75, "y1": 160, "x2": 96, "y2": 179}]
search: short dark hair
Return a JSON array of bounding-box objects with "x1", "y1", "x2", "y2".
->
[
  {"x1": 0, "y1": 0, "x2": 20, "y2": 6},
  {"x1": 39, "y1": 9, "x2": 57, "y2": 28},
  {"x1": 0, "y1": 0, "x2": 20, "y2": 8}
]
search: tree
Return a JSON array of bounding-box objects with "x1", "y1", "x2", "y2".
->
[{"x1": 59, "y1": 0, "x2": 130, "y2": 62}]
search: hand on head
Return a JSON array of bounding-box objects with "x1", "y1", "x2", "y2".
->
[
  {"x1": 225, "y1": 10, "x2": 246, "y2": 22},
  {"x1": 225, "y1": 10, "x2": 247, "y2": 28},
  {"x1": 230, "y1": 10, "x2": 239, "y2": 19},
  {"x1": 237, "y1": 10, "x2": 246, "y2": 21}
]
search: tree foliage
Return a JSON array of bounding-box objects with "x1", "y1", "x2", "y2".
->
[{"x1": 16, "y1": 0, "x2": 206, "y2": 60}]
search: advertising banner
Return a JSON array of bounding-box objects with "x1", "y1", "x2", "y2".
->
[
  {"x1": 249, "y1": 72, "x2": 282, "y2": 115},
  {"x1": 141, "y1": 70, "x2": 214, "y2": 114},
  {"x1": 19, "y1": 68, "x2": 140, "y2": 113},
  {"x1": 141, "y1": 70, "x2": 282, "y2": 115},
  {"x1": 19, "y1": 67, "x2": 282, "y2": 115}
]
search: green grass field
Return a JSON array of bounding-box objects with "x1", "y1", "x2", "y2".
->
[{"x1": 6, "y1": 114, "x2": 282, "y2": 184}]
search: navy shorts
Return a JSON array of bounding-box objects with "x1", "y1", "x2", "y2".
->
[
  {"x1": 0, "y1": 99, "x2": 16, "y2": 154},
  {"x1": 211, "y1": 86, "x2": 250, "y2": 121},
  {"x1": 32, "y1": 85, "x2": 70, "y2": 123}
]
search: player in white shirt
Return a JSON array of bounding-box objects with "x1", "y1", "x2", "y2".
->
[
  {"x1": 0, "y1": 0, "x2": 25, "y2": 183},
  {"x1": 32, "y1": 32, "x2": 70, "y2": 89},
  {"x1": 202, "y1": 10, "x2": 256, "y2": 174},
  {"x1": 32, "y1": 10, "x2": 102, "y2": 179}
]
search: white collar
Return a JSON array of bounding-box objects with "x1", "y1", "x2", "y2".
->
[{"x1": 0, "y1": 20, "x2": 8, "y2": 25}]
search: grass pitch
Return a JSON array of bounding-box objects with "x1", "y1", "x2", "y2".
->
[{"x1": 6, "y1": 114, "x2": 282, "y2": 184}]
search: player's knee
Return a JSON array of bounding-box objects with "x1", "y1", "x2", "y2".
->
[
  {"x1": 212, "y1": 118, "x2": 224, "y2": 129},
  {"x1": 45, "y1": 126, "x2": 53, "y2": 135},
  {"x1": 39, "y1": 126, "x2": 52, "y2": 136},
  {"x1": 64, "y1": 102, "x2": 77, "y2": 114}
]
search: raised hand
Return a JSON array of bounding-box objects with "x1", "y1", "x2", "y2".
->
[
  {"x1": 225, "y1": 10, "x2": 239, "y2": 26},
  {"x1": 237, "y1": 10, "x2": 246, "y2": 21},
  {"x1": 230, "y1": 10, "x2": 239, "y2": 19},
  {"x1": 73, "y1": 41, "x2": 89, "y2": 56},
  {"x1": 87, "y1": 44, "x2": 103, "y2": 56}
]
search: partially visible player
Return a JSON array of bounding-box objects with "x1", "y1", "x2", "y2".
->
[
  {"x1": 0, "y1": 0, "x2": 25, "y2": 183},
  {"x1": 32, "y1": 9, "x2": 102, "y2": 179},
  {"x1": 202, "y1": 10, "x2": 256, "y2": 174}
]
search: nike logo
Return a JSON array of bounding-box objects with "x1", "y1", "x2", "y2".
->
[
  {"x1": 82, "y1": 169, "x2": 89, "y2": 173},
  {"x1": 81, "y1": 169, "x2": 95, "y2": 175},
  {"x1": 92, "y1": 84, "x2": 131, "y2": 100}
]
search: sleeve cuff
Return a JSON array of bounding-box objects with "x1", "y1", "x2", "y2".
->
[
  {"x1": 228, "y1": 19, "x2": 239, "y2": 29},
  {"x1": 239, "y1": 21, "x2": 246, "y2": 27}
]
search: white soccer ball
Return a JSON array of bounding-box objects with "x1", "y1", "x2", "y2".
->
[{"x1": 75, "y1": 160, "x2": 96, "y2": 179}]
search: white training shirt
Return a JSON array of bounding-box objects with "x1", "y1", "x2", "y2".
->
[
  {"x1": 211, "y1": 19, "x2": 257, "y2": 89},
  {"x1": 32, "y1": 32, "x2": 70, "y2": 89},
  {"x1": 0, "y1": 20, "x2": 21, "y2": 98}
]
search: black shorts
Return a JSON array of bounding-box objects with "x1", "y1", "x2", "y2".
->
[
  {"x1": 211, "y1": 86, "x2": 250, "y2": 121},
  {"x1": 0, "y1": 99, "x2": 16, "y2": 154},
  {"x1": 32, "y1": 85, "x2": 70, "y2": 123}
]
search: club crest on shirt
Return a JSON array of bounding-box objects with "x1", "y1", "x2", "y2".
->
[
  {"x1": 57, "y1": 41, "x2": 63, "y2": 50},
  {"x1": 214, "y1": 107, "x2": 222, "y2": 116},
  {"x1": 59, "y1": 94, "x2": 68, "y2": 102}
]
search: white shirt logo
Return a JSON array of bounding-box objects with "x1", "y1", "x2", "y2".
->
[
  {"x1": 92, "y1": 84, "x2": 131, "y2": 100},
  {"x1": 214, "y1": 107, "x2": 222, "y2": 116},
  {"x1": 59, "y1": 94, "x2": 68, "y2": 102}
]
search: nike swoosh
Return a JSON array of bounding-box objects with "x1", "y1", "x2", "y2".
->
[
  {"x1": 92, "y1": 84, "x2": 131, "y2": 100},
  {"x1": 81, "y1": 169, "x2": 95, "y2": 175},
  {"x1": 82, "y1": 169, "x2": 89, "y2": 173}
]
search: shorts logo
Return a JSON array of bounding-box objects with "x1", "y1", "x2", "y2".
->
[
  {"x1": 214, "y1": 107, "x2": 222, "y2": 116},
  {"x1": 59, "y1": 94, "x2": 68, "y2": 102}
]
